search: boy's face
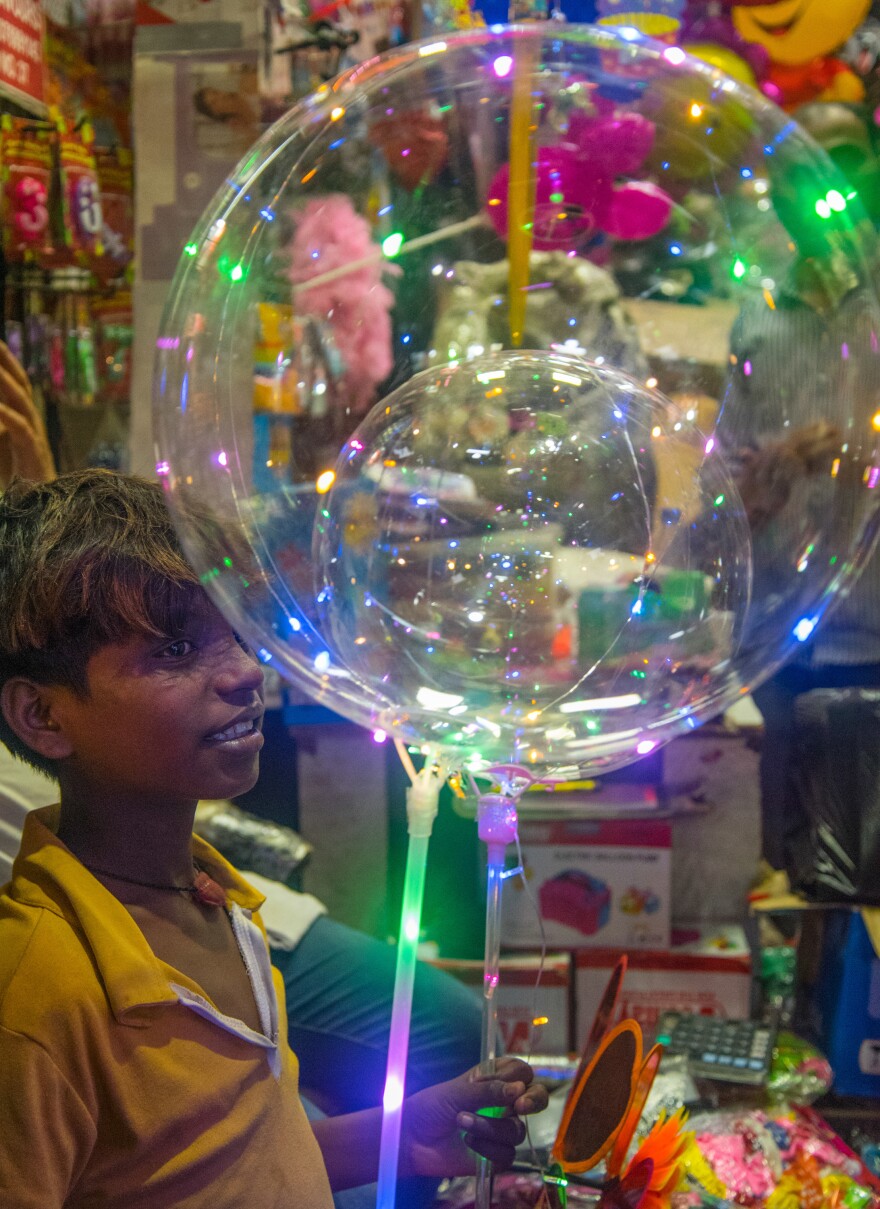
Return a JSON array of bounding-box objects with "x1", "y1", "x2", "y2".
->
[{"x1": 48, "y1": 603, "x2": 265, "y2": 808}]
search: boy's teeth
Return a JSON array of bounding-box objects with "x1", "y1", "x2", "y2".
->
[{"x1": 211, "y1": 720, "x2": 253, "y2": 741}]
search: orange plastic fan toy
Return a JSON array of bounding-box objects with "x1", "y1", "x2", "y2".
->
[{"x1": 537, "y1": 959, "x2": 688, "y2": 1209}]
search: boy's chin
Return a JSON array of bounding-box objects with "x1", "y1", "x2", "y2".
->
[{"x1": 200, "y1": 760, "x2": 262, "y2": 803}]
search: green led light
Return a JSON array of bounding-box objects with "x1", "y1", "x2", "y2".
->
[
  {"x1": 229, "y1": 264, "x2": 245, "y2": 282},
  {"x1": 732, "y1": 257, "x2": 747, "y2": 280},
  {"x1": 826, "y1": 189, "x2": 847, "y2": 212},
  {"x1": 184, "y1": 242, "x2": 198, "y2": 257},
  {"x1": 382, "y1": 232, "x2": 405, "y2": 257},
  {"x1": 815, "y1": 198, "x2": 832, "y2": 219},
  {"x1": 714, "y1": 493, "x2": 725, "y2": 506}
]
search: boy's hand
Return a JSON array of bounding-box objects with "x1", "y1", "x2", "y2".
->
[
  {"x1": 0, "y1": 341, "x2": 55, "y2": 485},
  {"x1": 400, "y1": 1056, "x2": 548, "y2": 1178}
]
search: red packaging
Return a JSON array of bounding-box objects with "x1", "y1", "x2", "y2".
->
[
  {"x1": 93, "y1": 146, "x2": 132, "y2": 284},
  {"x1": 0, "y1": 116, "x2": 54, "y2": 261}
]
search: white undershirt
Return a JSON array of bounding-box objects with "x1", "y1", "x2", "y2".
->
[{"x1": 170, "y1": 901, "x2": 283, "y2": 1079}]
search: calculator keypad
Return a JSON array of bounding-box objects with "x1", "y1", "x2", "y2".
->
[{"x1": 654, "y1": 1012, "x2": 776, "y2": 1086}]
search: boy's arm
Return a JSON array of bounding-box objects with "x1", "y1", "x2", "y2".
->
[
  {"x1": 310, "y1": 1056, "x2": 548, "y2": 1191},
  {"x1": 0, "y1": 1025, "x2": 96, "y2": 1207}
]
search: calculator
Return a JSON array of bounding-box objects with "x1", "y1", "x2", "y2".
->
[{"x1": 654, "y1": 1012, "x2": 776, "y2": 1086}]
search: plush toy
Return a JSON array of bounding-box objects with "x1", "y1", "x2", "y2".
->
[
  {"x1": 731, "y1": 0, "x2": 870, "y2": 110},
  {"x1": 486, "y1": 111, "x2": 673, "y2": 252}
]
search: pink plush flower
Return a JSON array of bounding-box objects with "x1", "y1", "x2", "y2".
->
[{"x1": 289, "y1": 194, "x2": 398, "y2": 412}]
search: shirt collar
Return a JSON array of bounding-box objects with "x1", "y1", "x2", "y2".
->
[{"x1": 8, "y1": 805, "x2": 266, "y2": 1027}]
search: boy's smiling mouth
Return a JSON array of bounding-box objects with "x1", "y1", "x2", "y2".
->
[{"x1": 206, "y1": 710, "x2": 264, "y2": 746}]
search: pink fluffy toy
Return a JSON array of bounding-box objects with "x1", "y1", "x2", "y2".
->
[{"x1": 288, "y1": 194, "x2": 398, "y2": 414}]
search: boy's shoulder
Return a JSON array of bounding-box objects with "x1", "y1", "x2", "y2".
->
[{"x1": 0, "y1": 889, "x2": 108, "y2": 1042}]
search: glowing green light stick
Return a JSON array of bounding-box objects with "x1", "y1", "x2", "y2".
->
[{"x1": 376, "y1": 744, "x2": 445, "y2": 1209}]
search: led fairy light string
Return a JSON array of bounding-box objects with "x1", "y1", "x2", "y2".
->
[{"x1": 376, "y1": 740, "x2": 446, "y2": 1209}]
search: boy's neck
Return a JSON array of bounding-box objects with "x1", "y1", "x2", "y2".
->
[{"x1": 55, "y1": 783, "x2": 200, "y2": 886}]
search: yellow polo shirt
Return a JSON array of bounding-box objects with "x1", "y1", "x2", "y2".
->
[{"x1": 0, "y1": 806, "x2": 335, "y2": 1209}]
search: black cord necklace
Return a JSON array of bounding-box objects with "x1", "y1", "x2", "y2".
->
[{"x1": 83, "y1": 859, "x2": 227, "y2": 907}]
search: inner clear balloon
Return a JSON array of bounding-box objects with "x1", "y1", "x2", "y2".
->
[
  {"x1": 316, "y1": 352, "x2": 750, "y2": 771},
  {"x1": 153, "y1": 24, "x2": 880, "y2": 776}
]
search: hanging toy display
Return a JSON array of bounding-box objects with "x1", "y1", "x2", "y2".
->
[
  {"x1": 57, "y1": 122, "x2": 104, "y2": 267},
  {"x1": 154, "y1": 24, "x2": 880, "y2": 1209},
  {"x1": 0, "y1": 116, "x2": 54, "y2": 261}
]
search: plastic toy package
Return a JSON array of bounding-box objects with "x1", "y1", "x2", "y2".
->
[
  {"x1": 682, "y1": 1108, "x2": 880, "y2": 1209},
  {"x1": 766, "y1": 1032, "x2": 834, "y2": 1107},
  {"x1": 0, "y1": 116, "x2": 54, "y2": 261}
]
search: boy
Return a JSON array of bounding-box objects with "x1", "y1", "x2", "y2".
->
[{"x1": 0, "y1": 469, "x2": 547, "y2": 1208}]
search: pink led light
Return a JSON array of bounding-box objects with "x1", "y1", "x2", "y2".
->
[
  {"x1": 636, "y1": 739, "x2": 656, "y2": 755},
  {"x1": 493, "y1": 55, "x2": 513, "y2": 77},
  {"x1": 216, "y1": 450, "x2": 228, "y2": 467}
]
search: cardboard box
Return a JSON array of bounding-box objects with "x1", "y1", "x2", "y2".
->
[
  {"x1": 810, "y1": 910, "x2": 880, "y2": 1098},
  {"x1": 501, "y1": 818, "x2": 671, "y2": 950},
  {"x1": 429, "y1": 954, "x2": 572, "y2": 1055},
  {"x1": 575, "y1": 923, "x2": 753, "y2": 1040}
]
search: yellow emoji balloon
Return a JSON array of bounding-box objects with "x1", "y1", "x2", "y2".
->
[
  {"x1": 732, "y1": 0, "x2": 869, "y2": 66},
  {"x1": 733, "y1": 0, "x2": 869, "y2": 108}
]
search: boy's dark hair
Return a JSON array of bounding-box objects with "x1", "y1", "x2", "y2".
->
[{"x1": 0, "y1": 469, "x2": 253, "y2": 777}]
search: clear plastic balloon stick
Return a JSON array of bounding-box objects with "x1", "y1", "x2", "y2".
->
[
  {"x1": 475, "y1": 857, "x2": 504, "y2": 1209},
  {"x1": 475, "y1": 773, "x2": 522, "y2": 1209},
  {"x1": 376, "y1": 745, "x2": 444, "y2": 1209}
]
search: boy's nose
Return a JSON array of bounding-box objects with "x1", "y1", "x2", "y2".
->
[{"x1": 216, "y1": 636, "x2": 265, "y2": 697}]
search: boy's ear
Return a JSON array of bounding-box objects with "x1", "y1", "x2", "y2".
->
[{"x1": 0, "y1": 679, "x2": 73, "y2": 761}]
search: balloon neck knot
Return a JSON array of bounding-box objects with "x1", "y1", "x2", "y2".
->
[
  {"x1": 477, "y1": 791, "x2": 519, "y2": 858},
  {"x1": 406, "y1": 776, "x2": 440, "y2": 837}
]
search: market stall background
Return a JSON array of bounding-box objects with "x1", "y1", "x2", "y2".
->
[{"x1": 2, "y1": 2, "x2": 880, "y2": 1204}]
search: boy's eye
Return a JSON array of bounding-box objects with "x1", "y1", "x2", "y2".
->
[
  {"x1": 161, "y1": 638, "x2": 195, "y2": 659},
  {"x1": 233, "y1": 631, "x2": 252, "y2": 654}
]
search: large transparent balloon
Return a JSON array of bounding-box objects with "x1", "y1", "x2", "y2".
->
[{"x1": 154, "y1": 23, "x2": 880, "y2": 775}]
